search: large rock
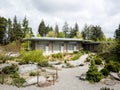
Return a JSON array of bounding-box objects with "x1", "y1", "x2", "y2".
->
[
  {"x1": 68, "y1": 54, "x2": 88, "y2": 67},
  {"x1": 18, "y1": 64, "x2": 38, "y2": 74},
  {"x1": 24, "y1": 76, "x2": 46, "y2": 86},
  {"x1": 110, "y1": 72, "x2": 120, "y2": 81}
]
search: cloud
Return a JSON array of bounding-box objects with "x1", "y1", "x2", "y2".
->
[{"x1": 0, "y1": 0, "x2": 120, "y2": 38}]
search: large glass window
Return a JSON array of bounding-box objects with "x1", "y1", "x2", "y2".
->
[
  {"x1": 37, "y1": 41, "x2": 49, "y2": 52},
  {"x1": 68, "y1": 42, "x2": 76, "y2": 51},
  {"x1": 54, "y1": 42, "x2": 64, "y2": 52}
]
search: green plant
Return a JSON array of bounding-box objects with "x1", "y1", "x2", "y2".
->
[
  {"x1": 52, "y1": 53, "x2": 63, "y2": 58},
  {"x1": 73, "y1": 51, "x2": 79, "y2": 54},
  {"x1": 12, "y1": 77, "x2": 26, "y2": 87},
  {"x1": 2, "y1": 64, "x2": 18, "y2": 74},
  {"x1": 21, "y1": 50, "x2": 45, "y2": 63},
  {"x1": 100, "y1": 68, "x2": 110, "y2": 76},
  {"x1": 86, "y1": 60, "x2": 103, "y2": 83},
  {"x1": 38, "y1": 60, "x2": 49, "y2": 67},
  {"x1": 72, "y1": 54, "x2": 81, "y2": 60},
  {"x1": 94, "y1": 56, "x2": 102, "y2": 65},
  {"x1": 29, "y1": 72, "x2": 37, "y2": 76},
  {"x1": 105, "y1": 61, "x2": 120, "y2": 73},
  {"x1": 10, "y1": 72, "x2": 20, "y2": 78}
]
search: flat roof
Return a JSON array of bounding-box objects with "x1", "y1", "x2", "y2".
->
[{"x1": 24, "y1": 37, "x2": 89, "y2": 42}]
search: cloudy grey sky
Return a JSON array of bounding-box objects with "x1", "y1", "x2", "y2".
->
[{"x1": 0, "y1": 0, "x2": 120, "y2": 38}]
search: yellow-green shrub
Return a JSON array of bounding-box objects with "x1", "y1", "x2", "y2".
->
[{"x1": 21, "y1": 50, "x2": 45, "y2": 63}]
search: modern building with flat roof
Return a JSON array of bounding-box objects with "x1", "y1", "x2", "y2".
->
[{"x1": 24, "y1": 37, "x2": 100, "y2": 55}]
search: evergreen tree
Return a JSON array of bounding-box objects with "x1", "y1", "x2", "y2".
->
[
  {"x1": 73, "y1": 23, "x2": 79, "y2": 36},
  {"x1": 13, "y1": 16, "x2": 23, "y2": 40},
  {"x1": 45, "y1": 25, "x2": 50, "y2": 35},
  {"x1": 0, "y1": 16, "x2": 7, "y2": 44},
  {"x1": 7, "y1": 18, "x2": 13, "y2": 43},
  {"x1": 22, "y1": 16, "x2": 29, "y2": 37},
  {"x1": 114, "y1": 24, "x2": 120, "y2": 39},
  {"x1": 55, "y1": 24, "x2": 59, "y2": 37},
  {"x1": 62, "y1": 22, "x2": 69, "y2": 38},
  {"x1": 38, "y1": 20, "x2": 46, "y2": 36},
  {"x1": 114, "y1": 24, "x2": 120, "y2": 62},
  {"x1": 82, "y1": 25, "x2": 105, "y2": 41},
  {"x1": 86, "y1": 60, "x2": 103, "y2": 82},
  {"x1": 82, "y1": 24, "x2": 90, "y2": 40},
  {"x1": 90, "y1": 26, "x2": 105, "y2": 41}
]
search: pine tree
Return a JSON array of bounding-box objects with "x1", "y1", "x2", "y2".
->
[
  {"x1": 13, "y1": 16, "x2": 23, "y2": 40},
  {"x1": 114, "y1": 24, "x2": 120, "y2": 62},
  {"x1": 22, "y1": 16, "x2": 29, "y2": 37},
  {"x1": 38, "y1": 20, "x2": 46, "y2": 36},
  {"x1": 55, "y1": 24, "x2": 59, "y2": 37},
  {"x1": 7, "y1": 18, "x2": 13, "y2": 43},
  {"x1": 86, "y1": 60, "x2": 103, "y2": 82},
  {"x1": 0, "y1": 17, "x2": 7, "y2": 45},
  {"x1": 62, "y1": 22, "x2": 69, "y2": 38}
]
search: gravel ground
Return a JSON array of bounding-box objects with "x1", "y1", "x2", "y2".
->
[{"x1": 0, "y1": 54, "x2": 120, "y2": 90}]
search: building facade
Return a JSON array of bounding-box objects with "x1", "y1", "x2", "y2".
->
[{"x1": 25, "y1": 37, "x2": 100, "y2": 55}]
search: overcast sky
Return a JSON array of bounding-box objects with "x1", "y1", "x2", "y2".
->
[{"x1": 0, "y1": 0, "x2": 120, "y2": 38}]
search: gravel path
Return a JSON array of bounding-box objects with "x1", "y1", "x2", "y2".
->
[{"x1": 0, "y1": 54, "x2": 120, "y2": 90}]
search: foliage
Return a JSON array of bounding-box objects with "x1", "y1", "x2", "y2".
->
[
  {"x1": 105, "y1": 61, "x2": 120, "y2": 73},
  {"x1": 86, "y1": 54, "x2": 102, "y2": 65},
  {"x1": 100, "y1": 68, "x2": 110, "y2": 76},
  {"x1": 46, "y1": 31, "x2": 56, "y2": 37},
  {"x1": 10, "y1": 72, "x2": 20, "y2": 78},
  {"x1": 21, "y1": 50, "x2": 45, "y2": 63},
  {"x1": 62, "y1": 22, "x2": 69, "y2": 38},
  {"x1": 58, "y1": 32, "x2": 65, "y2": 38},
  {"x1": 82, "y1": 24, "x2": 106, "y2": 41},
  {"x1": 38, "y1": 60, "x2": 49, "y2": 67},
  {"x1": 94, "y1": 56, "x2": 102, "y2": 65},
  {"x1": 72, "y1": 54, "x2": 81, "y2": 60},
  {"x1": 69, "y1": 23, "x2": 79, "y2": 38},
  {"x1": 114, "y1": 24, "x2": 120, "y2": 39},
  {"x1": 2, "y1": 64, "x2": 18, "y2": 74},
  {"x1": 86, "y1": 60, "x2": 103, "y2": 83},
  {"x1": 38, "y1": 20, "x2": 46, "y2": 36},
  {"x1": 51, "y1": 53, "x2": 63, "y2": 60},
  {"x1": 55, "y1": 24, "x2": 59, "y2": 37},
  {"x1": 75, "y1": 31, "x2": 83, "y2": 39},
  {"x1": 0, "y1": 16, "x2": 7, "y2": 45},
  {"x1": 73, "y1": 51, "x2": 79, "y2": 54},
  {"x1": 36, "y1": 33, "x2": 41, "y2": 37},
  {"x1": 12, "y1": 77, "x2": 26, "y2": 87},
  {"x1": 29, "y1": 72, "x2": 37, "y2": 76}
]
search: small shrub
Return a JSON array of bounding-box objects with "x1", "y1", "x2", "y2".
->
[
  {"x1": 100, "y1": 68, "x2": 110, "y2": 76},
  {"x1": 38, "y1": 60, "x2": 49, "y2": 67},
  {"x1": 105, "y1": 61, "x2": 120, "y2": 73},
  {"x1": 2, "y1": 64, "x2": 18, "y2": 74},
  {"x1": 29, "y1": 72, "x2": 37, "y2": 76},
  {"x1": 86, "y1": 60, "x2": 103, "y2": 83},
  {"x1": 51, "y1": 53, "x2": 63, "y2": 60},
  {"x1": 10, "y1": 72, "x2": 20, "y2": 78},
  {"x1": 12, "y1": 77, "x2": 26, "y2": 87},
  {"x1": 73, "y1": 51, "x2": 79, "y2": 54},
  {"x1": 72, "y1": 54, "x2": 81, "y2": 60},
  {"x1": 21, "y1": 50, "x2": 45, "y2": 63},
  {"x1": 94, "y1": 58, "x2": 102, "y2": 65}
]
